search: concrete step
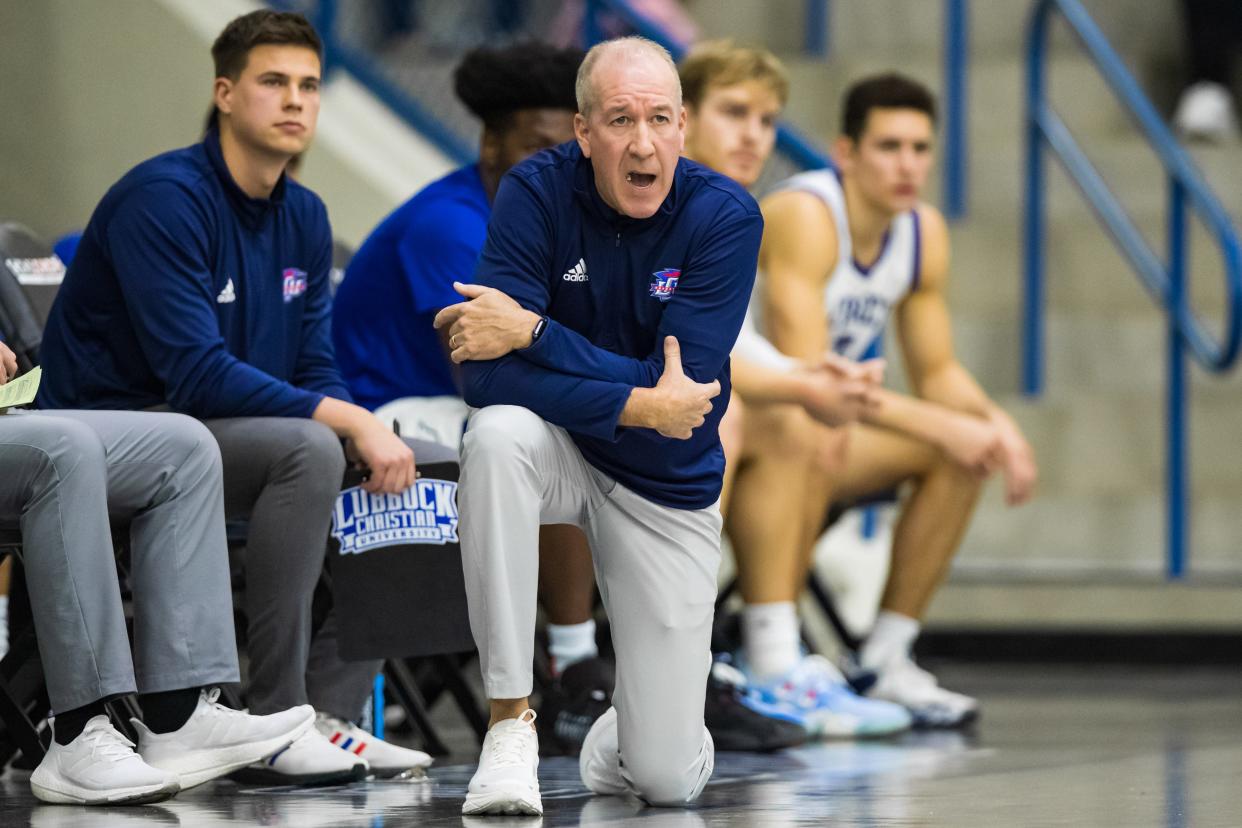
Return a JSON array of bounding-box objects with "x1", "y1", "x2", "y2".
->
[
  {"x1": 946, "y1": 214, "x2": 1234, "y2": 318},
  {"x1": 952, "y1": 308, "x2": 1242, "y2": 395},
  {"x1": 925, "y1": 579, "x2": 1242, "y2": 630},
  {"x1": 961, "y1": 486, "x2": 1242, "y2": 576}
]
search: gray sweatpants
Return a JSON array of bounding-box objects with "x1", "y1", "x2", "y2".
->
[
  {"x1": 0, "y1": 410, "x2": 238, "y2": 713},
  {"x1": 202, "y1": 417, "x2": 455, "y2": 718},
  {"x1": 459, "y1": 406, "x2": 720, "y2": 806}
]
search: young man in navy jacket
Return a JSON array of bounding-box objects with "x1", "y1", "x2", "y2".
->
[
  {"x1": 37, "y1": 10, "x2": 443, "y2": 784},
  {"x1": 435, "y1": 37, "x2": 760, "y2": 815}
]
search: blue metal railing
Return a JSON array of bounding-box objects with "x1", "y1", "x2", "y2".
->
[
  {"x1": 942, "y1": 0, "x2": 969, "y2": 219},
  {"x1": 1024, "y1": 0, "x2": 1242, "y2": 578}
]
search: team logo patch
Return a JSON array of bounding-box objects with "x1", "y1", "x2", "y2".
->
[
  {"x1": 649, "y1": 268, "x2": 680, "y2": 302},
  {"x1": 331, "y1": 479, "x2": 459, "y2": 555},
  {"x1": 281, "y1": 268, "x2": 308, "y2": 303}
]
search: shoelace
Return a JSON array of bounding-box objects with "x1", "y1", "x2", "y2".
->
[
  {"x1": 487, "y1": 714, "x2": 536, "y2": 769},
  {"x1": 196, "y1": 687, "x2": 252, "y2": 725},
  {"x1": 79, "y1": 718, "x2": 140, "y2": 763}
]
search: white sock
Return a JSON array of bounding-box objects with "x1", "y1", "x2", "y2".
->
[
  {"x1": 0, "y1": 595, "x2": 7, "y2": 660},
  {"x1": 742, "y1": 601, "x2": 801, "y2": 679},
  {"x1": 860, "y1": 610, "x2": 921, "y2": 670},
  {"x1": 547, "y1": 619, "x2": 597, "y2": 675}
]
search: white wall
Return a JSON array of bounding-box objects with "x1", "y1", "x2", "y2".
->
[{"x1": 0, "y1": 0, "x2": 455, "y2": 247}]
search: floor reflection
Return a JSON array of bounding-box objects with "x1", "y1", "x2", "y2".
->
[{"x1": 4, "y1": 665, "x2": 1240, "y2": 827}]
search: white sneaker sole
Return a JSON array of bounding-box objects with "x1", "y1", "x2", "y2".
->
[
  {"x1": 146, "y1": 712, "x2": 315, "y2": 789},
  {"x1": 30, "y1": 774, "x2": 180, "y2": 806},
  {"x1": 579, "y1": 707, "x2": 626, "y2": 796},
  {"x1": 462, "y1": 783, "x2": 543, "y2": 816}
]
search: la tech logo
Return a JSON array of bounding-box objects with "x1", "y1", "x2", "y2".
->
[
  {"x1": 282, "y1": 268, "x2": 308, "y2": 303},
  {"x1": 649, "y1": 268, "x2": 680, "y2": 302}
]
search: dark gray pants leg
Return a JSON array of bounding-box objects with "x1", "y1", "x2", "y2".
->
[{"x1": 203, "y1": 417, "x2": 358, "y2": 715}]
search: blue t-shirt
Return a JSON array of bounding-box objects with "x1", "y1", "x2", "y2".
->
[
  {"x1": 37, "y1": 126, "x2": 349, "y2": 417},
  {"x1": 461, "y1": 142, "x2": 762, "y2": 510},
  {"x1": 333, "y1": 165, "x2": 490, "y2": 410}
]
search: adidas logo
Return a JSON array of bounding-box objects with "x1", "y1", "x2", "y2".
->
[
  {"x1": 216, "y1": 278, "x2": 236, "y2": 304},
  {"x1": 562, "y1": 258, "x2": 588, "y2": 282}
]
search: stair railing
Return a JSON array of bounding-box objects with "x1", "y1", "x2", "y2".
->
[{"x1": 1023, "y1": 0, "x2": 1242, "y2": 577}]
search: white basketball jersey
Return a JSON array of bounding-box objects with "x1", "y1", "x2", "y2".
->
[{"x1": 775, "y1": 169, "x2": 921, "y2": 360}]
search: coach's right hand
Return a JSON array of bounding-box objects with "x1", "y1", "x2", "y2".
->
[{"x1": 620, "y1": 336, "x2": 720, "y2": 439}]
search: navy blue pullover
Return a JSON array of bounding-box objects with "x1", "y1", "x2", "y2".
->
[
  {"x1": 37, "y1": 126, "x2": 349, "y2": 417},
  {"x1": 462, "y1": 142, "x2": 761, "y2": 509}
]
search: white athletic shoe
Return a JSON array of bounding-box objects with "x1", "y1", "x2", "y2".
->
[
  {"x1": 462, "y1": 709, "x2": 542, "y2": 816},
  {"x1": 314, "y1": 712, "x2": 432, "y2": 779},
  {"x1": 1174, "y1": 81, "x2": 1239, "y2": 142},
  {"x1": 578, "y1": 706, "x2": 627, "y2": 796},
  {"x1": 234, "y1": 726, "x2": 369, "y2": 787},
  {"x1": 31, "y1": 715, "x2": 180, "y2": 805},
  {"x1": 132, "y1": 688, "x2": 314, "y2": 789},
  {"x1": 869, "y1": 654, "x2": 979, "y2": 729}
]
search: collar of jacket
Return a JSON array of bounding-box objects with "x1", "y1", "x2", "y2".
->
[{"x1": 203, "y1": 124, "x2": 288, "y2": 230}]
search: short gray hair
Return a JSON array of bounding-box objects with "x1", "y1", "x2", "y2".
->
[{"x1": 575, "y1": 36, "x2": 682, "y2": 117}]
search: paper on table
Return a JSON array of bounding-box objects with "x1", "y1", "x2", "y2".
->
[{"x1": 0, "y1": 365, "x2": 42, "y2": 410}]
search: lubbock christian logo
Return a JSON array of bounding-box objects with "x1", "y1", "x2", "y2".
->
[
  {"x1": 331, "y1": 479, "x2": 460, "y2": 555},
  {"x1": 282, "y1": 268, "x2": 308, "y2": 303},
  {"x1": 649, "y1": 268, "x2": 680, "y2": 302}
]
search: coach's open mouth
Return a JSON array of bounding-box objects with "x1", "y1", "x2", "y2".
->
[{"x1": 626, "y1": 172, "x2": 657, "y2": 189}]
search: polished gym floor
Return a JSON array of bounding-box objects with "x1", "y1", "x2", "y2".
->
[{"x1": 2, "y1": 664, "x2": 1240, "y2": 827}]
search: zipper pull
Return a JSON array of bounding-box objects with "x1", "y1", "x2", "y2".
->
[{"x1": 615, "y1": 231, "x2": 621, "y2": 248}]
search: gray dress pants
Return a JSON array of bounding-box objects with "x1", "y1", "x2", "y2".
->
[
  {"x1": 201, "y1": 417, "x2": 455, "y2": 718},
  {"x1": 0, "y1": 410, "x2": 238, "y2": 713},
  {"x1": 459, "y1": 406, "x2": 720, "y2": 806}
]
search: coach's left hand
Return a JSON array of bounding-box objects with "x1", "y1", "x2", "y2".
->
[{"x1": 433, "y1": 282, "x2": 540, "y2": 363}]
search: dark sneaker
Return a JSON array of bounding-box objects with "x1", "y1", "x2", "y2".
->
[
  {"x1": 705, "y1": 660, "x2": 807, "y2": 752},
  {"x1": 537, "y1": 657, "x2": 614, "y2": 756}
]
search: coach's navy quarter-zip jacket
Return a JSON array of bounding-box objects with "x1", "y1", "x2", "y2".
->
[
  {"x1": 37, "y1": 126, "x2": 349, "y2": 417},
  {"x1": 461, "y1": 142, "x2": 762, "y2": 510}
]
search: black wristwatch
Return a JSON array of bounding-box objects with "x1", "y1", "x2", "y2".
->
[{"x1": 524, "y1": 315, "x2": 549, "y2": 349}]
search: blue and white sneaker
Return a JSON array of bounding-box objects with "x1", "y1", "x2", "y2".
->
[
  {"x1": 864, "y1": 653, "x2": 979, "y2": 729},
  {"x1": 743, "y1": 654, "x2": 912, "y2": 739}
]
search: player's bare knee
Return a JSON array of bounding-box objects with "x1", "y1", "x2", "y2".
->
[
  {"x1": 748, "y1": 403, "x2": 817, "y2": 459},
  {"x1": 932, "y1": 448, "x2": 986, "y2": 493}
]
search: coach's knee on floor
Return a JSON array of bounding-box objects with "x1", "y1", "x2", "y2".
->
[{"x1": 625, "y1": 735, "x2": 714, "y2": 806}]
